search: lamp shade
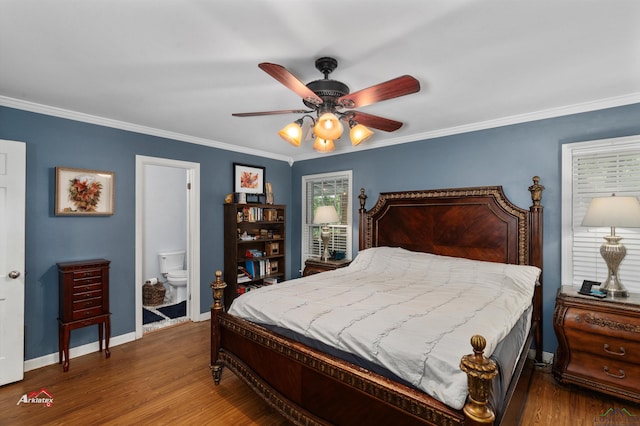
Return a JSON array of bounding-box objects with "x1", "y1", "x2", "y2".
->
[
  {"x1": 278, "y1": 120, "x2": 303, "y2": 146},
  {"x1": 313, "y1": 205, "x2": 339, "y2": 224},
  {"x1": 314, "y1": 112, "x2": 343, "y2": 140},
  {"x1": 313, "y1": 137, "x2": 335, "y2": 152},
  {"x1": 350, "y1": 123, "x2": 374, "y2": 146},
  {"x1": 582, "y1": 195, "x2": 640, "y2": 228}
]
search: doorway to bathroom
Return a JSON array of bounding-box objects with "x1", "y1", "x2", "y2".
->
[{"x1": 135, "y1": 156, "x2": 200, "y2": 338}]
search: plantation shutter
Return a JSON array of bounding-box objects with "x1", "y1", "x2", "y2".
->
[
  {"x1": 565, "y1": 138, "x2": 640, "y2": 293},
  {"x1": 302, "y1": 171, "x2": 352, "y2": 264}
]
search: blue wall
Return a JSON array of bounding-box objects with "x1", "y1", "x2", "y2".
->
[
  {"x1": 291, "y1": 103, "x2": 640, "y2": 354},
  {"x1": 2, "y1": 102, "x2": 640, "y2": 360},
  {"x1": 0, "y1": 106, "x2": 292, "y2": 360}
]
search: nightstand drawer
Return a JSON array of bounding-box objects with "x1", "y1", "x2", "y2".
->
[
  {"x1": 569, "y1": 351, "x2": 640, "y2": 393},
  {"x1": 71, "y1": 305, "x2": 104, "y2": 320},
  {"x1": 72, "y1": 269, "x2": 102, "y2": 280},
  {"x1": 72, "y1": 283, "x2": 103, "y2": 296},
  {"x1": 564, "y1": 328, "x2": 640, "y2": 363},
  {"x1": 73, "y1": 297, "x2": 103, "y2": 312},
  {"x1": 562, "y1": 307, "x2": 640, "y2": 341}
]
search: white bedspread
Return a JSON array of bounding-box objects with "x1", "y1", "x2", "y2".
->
[{"x1": 228, "y1": 246, "x2": 540, "y2": 409}]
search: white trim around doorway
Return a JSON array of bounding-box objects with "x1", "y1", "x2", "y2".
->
[{"x1": 135, "y1": 155, "x2": 201, "y2": 339}]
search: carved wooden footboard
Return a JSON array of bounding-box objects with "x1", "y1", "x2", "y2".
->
[
  {"x1": 210, "y1": 177, "x2": 544, "y2": 426},
  {"x1": 211, "y1": 271, "x2": 499, "y2": 425}
]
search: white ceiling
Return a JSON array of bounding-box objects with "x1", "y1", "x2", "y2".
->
[{"x1": 2, "y1": 1, "x2": 639, "y2": 163}]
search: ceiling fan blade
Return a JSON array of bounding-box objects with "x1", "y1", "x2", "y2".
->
[
  {"x1": 232, "y1": 109, "x2": 312, "y2": 117},
  {"x1": 258, "y1": 63, "x2": 323, "y2": 106},
  {"x1": 344, "y1": 111, "x2": 403, "y2": 132},
  {"x1": 338, "y1": 75, "x2": 420, "y2": 109}
]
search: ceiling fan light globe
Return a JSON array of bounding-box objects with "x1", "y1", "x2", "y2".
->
[
  {"x1": 314, "y1": 112, "x2": 343, "y2": 140},
  {"x1": 313, "y1": 137, "x2": 335, "y2": 152},
  {"x1": 278, "y1": 122, "x2": 303, "y2": 146},
  {"x1": 350, "y1": 124, "x2": 373, "y2": 146}
]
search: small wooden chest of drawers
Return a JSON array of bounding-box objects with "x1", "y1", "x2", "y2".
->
[
  {"x1": 303, "y1": 257, "x2": 352, "y2": 277},
  {"x1": 553, "y1": 285, "x2": 640, "y2": 402},
  {"x1": 57, "y1": 259, "x2": 111, "y2": 372}
]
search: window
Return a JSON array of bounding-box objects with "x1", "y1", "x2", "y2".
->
[
  {"x1": 562, "y1": 136, "x2": 640, "y2": 293},
  {"x1": 302, "y1": 171, "x2": 352, "y2": 265}
]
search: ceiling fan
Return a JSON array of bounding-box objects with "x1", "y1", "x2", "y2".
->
[{"x1": 232, "y1": 57, "x2": 421, "y2": 152}]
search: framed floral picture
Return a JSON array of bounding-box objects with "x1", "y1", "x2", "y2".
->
[
  {"x1": 233, "y1": 163, "x2": 265, "y2": 195},
  {"x1": 55, "y1": 167, "x2": 115, "y2": 216}
]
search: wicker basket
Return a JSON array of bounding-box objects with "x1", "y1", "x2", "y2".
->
[{"x1": 143, "y1": 282, "x2": 166, "y2": 306}]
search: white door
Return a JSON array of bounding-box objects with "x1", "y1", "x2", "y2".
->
[{"x1": 0, "y1": 140, "x2": 26, "y2": 385}]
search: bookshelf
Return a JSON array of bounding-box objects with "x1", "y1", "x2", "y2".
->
[{"x1": 223, "y1": 203, "x2": 286, "y2": 310}]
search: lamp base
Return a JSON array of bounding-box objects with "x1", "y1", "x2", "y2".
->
[
  {"x1": 321, "y1": 227, "x2": 331, "y2": 262},
  {"x1": 602, "y1": 284, "x2": 628, "y2": 298},
  {"x1": 600, "y1": 235, "x2": 629, "y2": 298}
]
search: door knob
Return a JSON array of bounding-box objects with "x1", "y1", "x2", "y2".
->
[{"x1": 8, "y1": 271, "x2": 20, "y2": 279}]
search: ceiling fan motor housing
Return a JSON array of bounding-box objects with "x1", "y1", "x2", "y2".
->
[{"x1": 304, "y1": 79, "x2": 350, "y2": 110}]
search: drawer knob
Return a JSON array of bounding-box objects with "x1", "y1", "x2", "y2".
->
[
  {"x1": 603, "y1": 366, "x2": 625, "y2": 379},
  {"x1": 603, "y1": 344, "x2": 626, "y2": 356}
]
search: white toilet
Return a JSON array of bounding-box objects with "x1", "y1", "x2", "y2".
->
[{"x1": 158, "y1": 250, "x2": 188, "y2": 304}]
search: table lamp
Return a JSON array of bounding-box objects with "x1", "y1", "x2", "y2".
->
[
  {"x1": 581, "y1": 194, "x2": 640, "y2": 297},
  {"x1": 313, "y1": 205, "x2": 339, "y2": 262}
]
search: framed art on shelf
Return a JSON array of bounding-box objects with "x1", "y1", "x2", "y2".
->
[
  {"x1": 233, "y1": 163, "x2": 265, "y2": 195},
  {"x1": 55, "y1": 167, "x2": 115, "y2": 216}
]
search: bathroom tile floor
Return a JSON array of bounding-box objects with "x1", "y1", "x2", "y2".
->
[{"x1": 143, "y1": 300, "x2": 189, "y2": 333}]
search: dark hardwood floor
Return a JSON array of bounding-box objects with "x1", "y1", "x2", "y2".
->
[{"x1": 0, "y1": 320, "x2": 638, "y2": 425}]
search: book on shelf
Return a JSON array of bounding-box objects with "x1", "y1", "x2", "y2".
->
[
  {"x1": 244, "y1": 259, "x2": 273, "y2": 279},
  {"x1": 238, "y1": 265, "x2": 251, "y2": 277},
  {"x1": 241, "y1": 206, "x2": 265, "y2": 222},
  {"x1": 244, "y1": 261, "x2": 255, "y2": 277}
]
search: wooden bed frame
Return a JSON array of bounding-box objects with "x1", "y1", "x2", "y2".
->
[{"x1": 210, "y1": 177, "x2": 544, "y2": 426}]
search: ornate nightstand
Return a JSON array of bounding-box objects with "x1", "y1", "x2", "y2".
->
[
  {"x1": 553, "y1": 285, "x2": 640, "y2": 403},
  {"x1": 303, "y1": 258, "x2": 351, "y2": 277}
]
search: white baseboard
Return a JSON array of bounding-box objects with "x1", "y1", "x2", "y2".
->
[
  {"x1": 24, "y1": 314, "x2": 211, "y2": 373},
  {"x1": 24, "y1": 332, "x2": 136, "y2": 372}
]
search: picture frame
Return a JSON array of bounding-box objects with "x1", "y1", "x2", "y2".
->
[
  {"x1": 233, "y1": 163, "x2": 265, "y2": 195},
  {"x1": 55, "y1": 167, "x2": 115, "y2": 216}
]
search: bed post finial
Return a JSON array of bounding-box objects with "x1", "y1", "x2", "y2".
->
[
  {"x1": 210, "y1": 270, "x2": 227, "y2": 384},
  {"x1": 460, "y1": 335, "x2": 497, "y2": 425},
  {"x1": 358, "y1": 188, "x2": 367, "y2": 212},
  {"x1": 211, "y1": 270, "x2": 226, "y2": 313},
  {"x1": 359, "y1": 188, "x2": 368, "y2": 250},
  {"x1": 528, "y1": 175, "x2": 544, "y2": 207}
]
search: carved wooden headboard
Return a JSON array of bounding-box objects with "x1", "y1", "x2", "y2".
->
[{"x1": 358, "y1": 177, "x2": 543, "y2": 267}]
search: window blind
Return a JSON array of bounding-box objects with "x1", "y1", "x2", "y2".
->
[
  {"x1": 564, "y1": 137, "x2": 640, "y2": 293},
  {"x1": 301, "y1": 171, "x2": 352, "y2": 264}
]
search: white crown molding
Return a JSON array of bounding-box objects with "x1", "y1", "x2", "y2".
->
[
  {"x1": 0, "y1": 96, "x2": 294, "y2": 164},
  {"x1": 3, "y1": 93, "x2": 639, "y2": 165}
]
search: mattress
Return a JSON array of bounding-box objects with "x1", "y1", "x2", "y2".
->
[{"x1": 229, "y1": 246, "x2": 540, "y2": 409}]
